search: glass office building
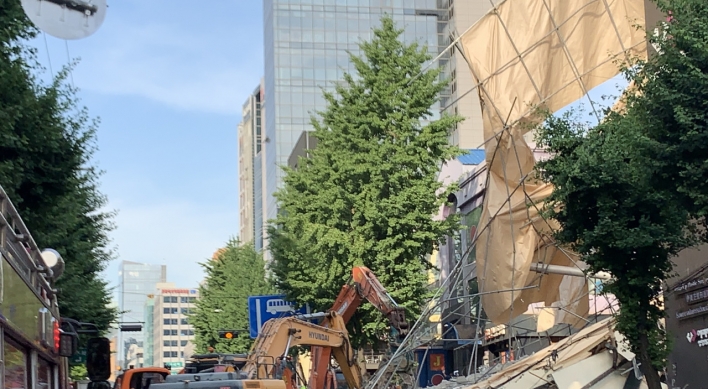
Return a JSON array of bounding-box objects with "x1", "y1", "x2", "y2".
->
[
  {"x1": 117, "y1": 261, "x2": 167, "y2": 367},
  {"x1": 262, "y1": 0, "x2": 448, "y2": 257}
]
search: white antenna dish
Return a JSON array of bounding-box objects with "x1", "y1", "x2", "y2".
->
[
  {"x1": 41, "y1": 248, "x2": 65, "y2": 280},
  {"x1": 21, "y1": 0, "x2": 107, "y2": 40}
]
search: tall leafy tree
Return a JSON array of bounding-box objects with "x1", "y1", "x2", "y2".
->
[
  {"x1": 0, "y1": 0, "x2": 117, "y2": 331},
  {"x1": 268, "y1": 16, "x2": 463, "y2": 346},
  {"x1": 191, "y1": 239, "x2": 274, "y2": 353},
  {"x1": 535, "y1": 1, "x2": 708, "y2": 387}
]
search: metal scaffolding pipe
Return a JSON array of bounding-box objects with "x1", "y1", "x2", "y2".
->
[{"x1": 530, "y1": 263, "x2": 611, "y2": 280}]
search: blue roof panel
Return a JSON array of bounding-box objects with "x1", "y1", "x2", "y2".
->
[{"x1": 457, "y1": 149, "x2": 485, "y2": 165}]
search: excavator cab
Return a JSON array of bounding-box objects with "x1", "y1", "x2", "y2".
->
[{"x1": 113, "y1": 368, "x2": 169, "y2": 389}]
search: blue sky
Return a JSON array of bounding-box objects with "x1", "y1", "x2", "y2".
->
[
  {"x1": 26, "y1": 1, "x2": 628, "y2": 302},
  {"x1": 29, "y1": 1, "x2": 263, "y2": 294}
]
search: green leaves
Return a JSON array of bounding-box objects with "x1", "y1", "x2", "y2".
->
[
  {"x1": 190, "y1": 239, "x2": 274, "y2": 354},
  {"x1": 535, "y1": 0, "x2": 708, "y2": 383},
  {"x1": 0, "y1": 0, "x2": 116, "y2": 332},
  {"x1": 268, "y1": 15, "x2": 462, "y2": 347}
]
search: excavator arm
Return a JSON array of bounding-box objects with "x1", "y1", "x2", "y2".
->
[
  {"x1": 243, "y1": 312, "x2": 362, "y2": 389},
  {"x1": 309, "y1": 266, "x2": 409, "y2": 389}
]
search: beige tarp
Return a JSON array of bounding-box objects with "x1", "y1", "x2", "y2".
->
[{"x1": 459, "y1": 0, "x2": 649, "y2": 327}]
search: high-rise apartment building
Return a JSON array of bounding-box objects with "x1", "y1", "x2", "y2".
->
[
  {"x1": 238, "y1": 81, "x2": 265, "y2": 248},
  {"x1": 144, "y1": 296, "x2": 156, "y2": 366},
  {"x1": 118, "y1": 261, "x2": 167, "y2": 367},
  {"x1": 151, "y1": 283, "x2": 199, "y2": 372},
  {"x1": 440, "y1": 0, "x2": 490, "y2": 148}
]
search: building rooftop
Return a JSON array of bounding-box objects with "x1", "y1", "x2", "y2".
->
[{"x1": 457, "y1": 149, "x2": 485, "y2": 165}]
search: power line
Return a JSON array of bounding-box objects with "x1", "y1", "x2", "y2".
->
[
  {"x1": 64, "y1": 40, "x2": 75, "y2": 88},
  {"x1": 42, "y1": 32, "x2": 54, "y2": 77}
]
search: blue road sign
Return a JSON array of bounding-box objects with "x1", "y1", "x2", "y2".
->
[{"x1": 248, "y1": 294, "x2": 311, "y2": 338}]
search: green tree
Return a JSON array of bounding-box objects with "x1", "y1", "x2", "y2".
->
[
  {"x1": 69, "y1": 365, "x2": 88, "y2": 382},
  {"x1": 534, "y1": 2, "x2": 708, "y2": 387},
  {"x1": 268, "y1": 15, "x2": 463, "y2": 346},
  {"x1": 625, "y1": 0, "x2": 708, "y2": 225},
  {"x1": 0, "y1": 1, "x2": 117, "y2": 331},
  {"x1": 191, "y1": 239, "x2": 274, "y2": 353}
]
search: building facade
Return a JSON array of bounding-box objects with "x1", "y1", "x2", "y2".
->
[
  {"x1": 439, "y1": 0, "x2": 490, "y2": 148},
  {"x1": 238, "y1": 81, "x2": 265, "y2": 248},
  {"x1": 118, "y1": 261, "x2": 167, "y2": 368},
  {"x1": 151, "y1": 283, "x2": 199, "y2": 372},
  {"x1": 144, "y1": 296, "x2": 156, "y2": 366}
]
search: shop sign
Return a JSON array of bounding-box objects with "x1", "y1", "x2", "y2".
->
[
  {"x1": 674, "y1": 277, "x2": 708, "y2": 295},
  {"x1": 160, "y1": 289, "x2": 196, "y2": 295},
  {"x1": 686, "y1": 327, "x2": 708, "y2": 347},
  {"x1": 676, "y1": 304, "x2": 708, "y2": 320},
  {"x1": 685, "y1": 288, "x2": 708, "y2": 305},
  {"x1": 429, "y1": 354, "x2": 445, "y2": 371}
]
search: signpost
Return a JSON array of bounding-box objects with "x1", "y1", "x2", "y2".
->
[
  {"x1": 70, "y1": 348, "x2": 87, "y2": 364},
  {"x1": 164, "y1": 361, "x2": 183, "y2": 375},
  {"x1": 247, "y1": 295, "x2": 311, "y2": 338}
]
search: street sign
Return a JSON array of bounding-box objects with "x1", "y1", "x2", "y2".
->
[
  {"x1": 247, "y1": 295, "x2": 311, "y2": 338},
  {"x1": 70, "y1": 348, "x2": 87, "y2": 364}
]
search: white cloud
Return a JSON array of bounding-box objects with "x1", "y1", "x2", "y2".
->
[{"x1": 69, "y1": 16, "x2": 262, "y2": 115}]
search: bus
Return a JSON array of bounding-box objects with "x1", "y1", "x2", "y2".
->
[{"x1": 0, "y1": 185, "x2": 78, "y2": 389}]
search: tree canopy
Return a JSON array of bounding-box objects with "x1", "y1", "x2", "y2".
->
[
  {"x1": 0, "y1": 1, "x2": 117, "y2": 332},
  {"x1": 535, "y1": 1, "x2": 708, "y2": 386},
  {"x1": 267, "y1": 16, "x2": 463, "y2": 346},
  {"x1": 191, "y1": 239, "x2": 274, "y2": 354}
]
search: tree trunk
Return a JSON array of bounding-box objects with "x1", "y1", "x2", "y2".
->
[{"x1": 637, "y1": 331, "x2": 662, "y2": 389}]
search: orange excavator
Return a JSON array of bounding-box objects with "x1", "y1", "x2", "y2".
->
[{"x1": 309, "y1": 266, "x2": 410, "y2": 389}]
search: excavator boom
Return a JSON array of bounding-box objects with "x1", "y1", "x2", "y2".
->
[
  {"x1": 310, "y1": 266, "x2": 409, "y2": 389},
  {"x1": 243, "y1": 312, "x2": 362, "y2": 389}
]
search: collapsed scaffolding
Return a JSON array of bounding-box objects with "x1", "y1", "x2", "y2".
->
[{"x1": 366, "y1": 0, "x2": 662, "y2": 388}]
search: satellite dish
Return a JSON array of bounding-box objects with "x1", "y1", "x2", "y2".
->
[
  {"x1": 41, "y1": 248, "x2": 65, "y2": 280},
  {"x1": 21, "y1": 0, "x2": 107, "y2": 40}
]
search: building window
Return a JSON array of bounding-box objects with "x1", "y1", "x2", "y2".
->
[
  {"x1": 181, "y1": 308, "x2": 191, "y2": 315},
  {"x1": 163, "y1": 352, "x2": 171, "y2": 358},
  {"x1": 163, "y1": 308, "x2": 178, "y2": 314},
  {"x1": 163, "y1": 330, "x2": 171, "y2": 336},
  {"x1": 163, "y1": 340, "x2": 170, "y2": 347},
  {"x1": 181, "y1": 340, "x2": 188, "y2": 347},
  {"x1": 188, "y1": 297, "x2": 197, "y2": 303},
  {"x1": 37, "y1": 358, "x2": 52, "y2": 389},
  {"x1": 4, "y1": 337, "x2": 27, "y2": 389},
  {"x1": 181, "y1": 318, "x2": 189, "y2": 325},
  {"x1": 171, "y1": 352, "x2": 178, "y2": 358},
  {"x1": 180, "y1": 329, "x2": 194, "y2": 336},
  {"x1": 163, "y1": 297, "x2": 171, "y2": 303},
  {"x1": 163, "y1": 319, "x2": 178, "y2": 325},
  {"x1": 170, "y1": 330, "x2": 178, "y2": 336}
]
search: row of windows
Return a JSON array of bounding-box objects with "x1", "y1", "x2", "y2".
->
[
  {"x1": 163, "y1": 340, "x2": 190, "y2": 347},
  {"x1": 163, "y1": 318, "x2": 189, "y2": 325},
  {"x1": 163, "y1": 296, "x2": 197, "y2": 303},
  {"x1": 163, "y1": 308, "x2": 194, "y2": 315},
  {"x1": 273, "y1": 0, "x2": 438, "y2": 11},
  {"x1": 4, "y1": 334, "x2": 54, "y2": 389},
  {"x1": 163, "y1": 329, "x2": 195, "y2": 336},
  {"x1": 163, "y1": 351, "x2": 184, "y2": 358}
]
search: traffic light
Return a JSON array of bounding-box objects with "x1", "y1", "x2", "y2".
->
[
  {"x1": 218, "y1": 330, "x2": 240, "y2": 339},
  {"x1": 120, "y1": 324, "x2": 142, "y2": 332}
]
